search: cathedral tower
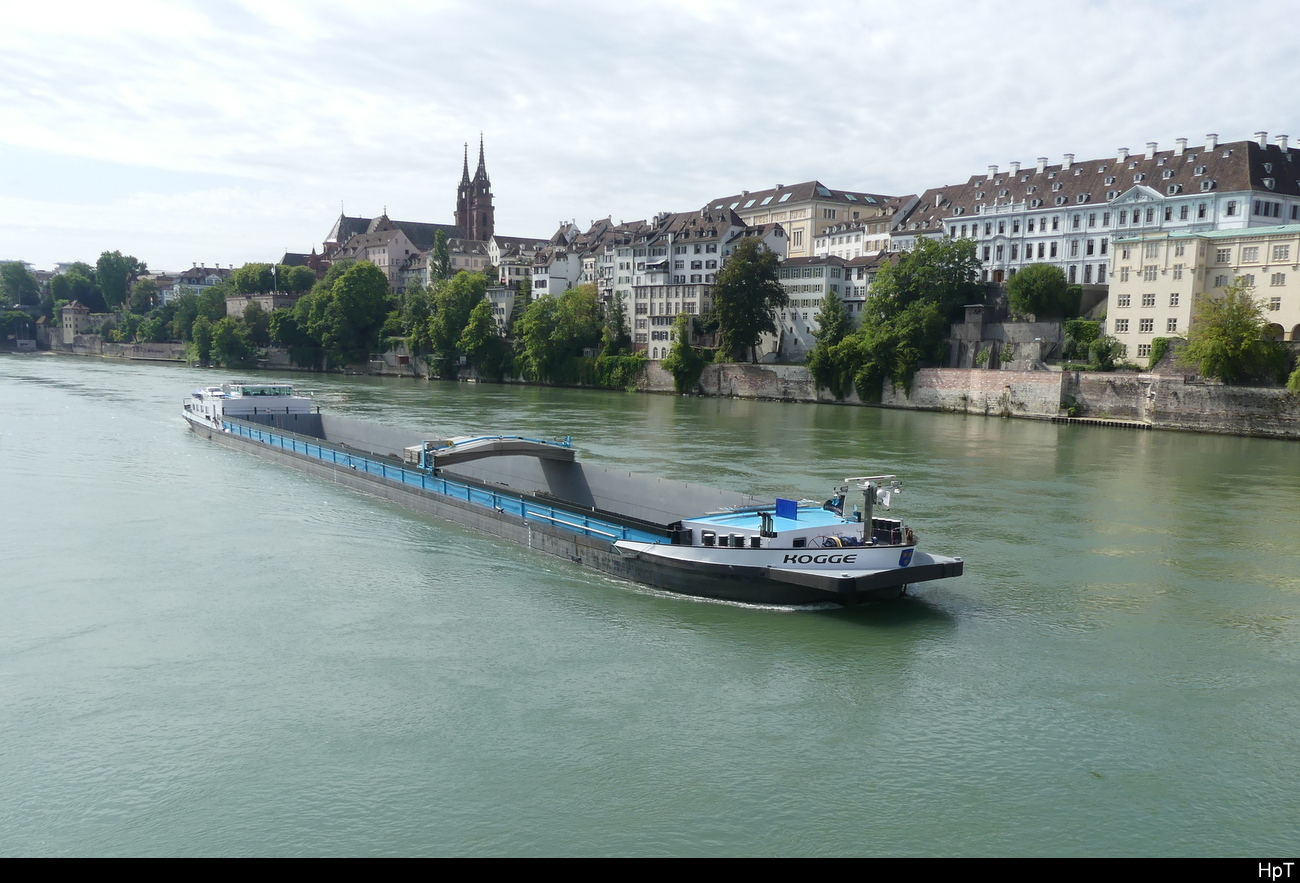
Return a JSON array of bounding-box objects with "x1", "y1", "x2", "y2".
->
[{"x1": 455, "y1": 135, "x2": 494, "y2": 241}]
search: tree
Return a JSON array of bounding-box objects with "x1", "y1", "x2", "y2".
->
[
  {"x1": 514, "y1": 285, "x2": 603, "y2": 384},
  {"x1": 310, "y1": 261, "x2": 392, "y2": 368},
  {"x1": 50, "y1": 267, "x2": 105, "y2": 312},
  {"x1": 270, "y1": 309, "x2": 322, "y2": 370},
  {"x1": 805, "y1": 292, "x2": 853, "y2": 396},
  {"x1": 457, "y1": 299, "x2": 511, "y2": 381},
  {"x1": 96, "y1": 251, "x2": 146, "y2": 310},
  {"x1": 711, "y1": 238, "x2": 788, "y2": 362},
  {"x1": 242, "y1": 301, "x2": 272, "y2": 347},
  {"x1": 602, "y1": 294, "x2": 632, "y2": 356},
  {"x1": 659, "y1": 314, "x2": 706, "y2": 393},
  {"x1": 1180, "y1": 278, "x2": 1289, "y2": 384},
  {"x1": 211, "y1": 317, "x2": 253, "y2": 366},
  {"x1": 428, "y1": 271, "x2": 488, "y2": 375},
  {"x1": 1007, "y1": 263, "x2": 1074, "y2": 317},
  {"x1": 871, "y1": 236, "x2": 983, "y2": 319},
  {"x1": 127, "y1": 278, "x2": 158, "y2": 314},
  {"x1": 231, "y1": 263, "x2": 275, "y2": 294},
  {"x1": 0, "y1": 263, "x2": 40, "y2": 306},
  {"x1": 279, "y1": 265, "x2": 316, "y2": 294},
  {"x1": 191, "y1": 316, "x2": 215, "y2": 365},
  {"x1": 432, "y1": 230, "x2": 451, "y2": 281}
]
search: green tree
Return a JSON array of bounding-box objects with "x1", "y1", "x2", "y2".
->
[
  {"x1": 514, "y1": 285, "x2": 603, "y2": 384},
  {"x1": 196, "y1": 285, "x2": 228, "y2": 323},
  {"x1": 211, "y1": 317, "x2": 253, "y2": 366},
  {"x1": 96, "y1": 251, "x2": 146, "y2": 310},
  {"x1": 432, "y1": 230, "x2": 451, "y2": 281},
  {"x1": 871, "y1": 237, "x2": 983, "y2": 319},
  {"x1": 428, "y1": 271, "x2": 489, "y2": 375},
  {"x1": 279, "y1": 265, "x2": 316, "y2": 294},
  {"x1": 231, "y1": 263, "x2": 275, "y2": 294},
  {"x1": 659, "y1": 314, "x2": 706, "y2": 393},
  {"x1": 0, "y1": 263, "x2": 41, "y2": 305},
  {"x1": 242, "y1": 301, "x2": 272, "y2": 347},
  {"x1": 127, "y1": 278, "x2": 158, "y2": 314},
  {"x1": 191, "y1": 315, "x2": 215, "y2": 365},
  {"x1": 1062, "y1": 318, "x2": 1101, "y2": 360},
  {"x1": 270, "y1": 309, "x2": 322, "y2": 370},
  {"x1": 1007, "y1": 263, "x2": 1074, "y2": 317},
  {"x1": 1088, "y1": 336, "x2": 1124, "y2": 371},
  {"x1": 310, "y1": 261, "x2": 392, "y2": 368},
  {"x1": 1180, "y1": 278, "x2": 1289, "y2": 383},
  {"x1": 805, "y1": 291, "x2": 853, "y2": 396},
  {"x1": 711, "y1": 238, "x2": 788, "y2": 362},
  {"x1": 50, "y1": 267, "x2": 105, "y2": 312},
  {"x1": 602, "y1": 294, "x2": 632, "y2": 356},
  {"x1": 457, "y1": 299, "x2": 511, "y2": 381}
]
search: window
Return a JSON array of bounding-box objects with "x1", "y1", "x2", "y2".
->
[
  {"x1": 1145, "y1": 208, "x2": 1155, "y2": 222},
  {"x1": 1070, "y1": 241, "x2": 1079, "y2": 257},
  {"x1": 1179, "y1": 205, "x2": 1189, "y2": 220},
  {"x1": 1139, "y1": 318, "x2": 1154, "y2": 333},
  {"x1": 1142, "y1": 293, "x2": 1156, "y2": 307},
  {"x1": 1087, "y1": 239, "x2": 1095, "y2": 255},
  {"x1": 1198, "y1": 203, "x2": 1207, "y2": 219},
  {"x1": 1137, "y1": 344, "x2": 1151, "y2": 358},
  {"x1": 998, "y1": 221, "x2": 1006, "y2": 234},
  {"x1": 1167, "y1": 318, "x2": 1178, "y2": 333},
  {"x1": 1037, "y1": 243, "x2": 1045, "y2": 258},
  {"x1": 1101, "y1": 238, "x2": 1109, "y2": 255},
  {"x1": 1145, "y1": 242, "x2": 1159, "y2": 259},
  {"x1": 1173, "y1": 264, "x2": 1183, "y2": 280},
  {"x1": 1242, "y1": 274, "x2": 1255, "y2": 286},
  {"x1": 1050, "y1": 242, "x2": 1058, "y2": 258},
  {"x1": 1118, "y1": 294, "x2": 1131, "y2": 308},
  {"x1": 1115, "y1": 318, "x2": 1130, "y2": 332},
  {"x1": 996, "y1": 245, "x2": 1004, "y2": 260},
  {"x1": 1011, "y1": 245, "x2": 1019, "y2": 260},
  {"x1": 1165, "y1": 207, "x2": 1173, "y2": 221},
  {"x1": 1103, "y1": 212, "x2": 1111, "y2": 225},
  {"x1": 1242, "y1": 247, "x2": 1259, "y2": 262},
  {"x1": 983, "y1": 246, "x2": 991, "y2": 260},
  {"x1": 1226, "y1": 200, "x2": 1237, "y2": 216},
  {"x1": 1013, "y1": 219, "x2": 1020, "y2": 233},
  {"x1": 1273, "y1": 245, "x2": 1290, "y2": 262},
  {"x1": 1028, "y1": 219, "x2": 1035, "y2": 232},
  {"x1": 1088, "y1": 213, "x2": 1097, "y2": 227},
  {"x1": 1216, "y1": 248, "x2": 1231, "y2": 263},
  {"x1": 1069, "y1": 265, "x2": 1077, "y2": 283},
  {"x1": 1271, "y1": 273, "x2": 1286, "y2": 286},
  {"x1": 1098, "y1": 265, "x2": 1107, "y2": 283},
  {"x1": 1052, "y1": 217, "x2": 1060, "y2": 231},
  {"x1": 1120, "y1": 267, "x2": 1130, "y2": 282},
  {"x1": 1214, "y1": 275, "x2": 1228, "y2": 287},
  {"x1": 1269, "y1": 297, "x2": 1282, "y2": 311},
  {"x1": 1170, "y1": 293, "x2": 1180, "y2": 307},
  {"x1": 1143, "y1": 266, "x2": 1158, "y2": 282},
  {"x1": 1119, "y1": 210, "x2": 1128, "y2": 224},
  {"x1": 1073, "y1": 214, "x2": 1081, "y2": 230}
]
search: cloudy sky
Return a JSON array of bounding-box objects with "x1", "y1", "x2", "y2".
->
[{"x1": 2, "y1": 0, "x2": 1297, "y2": 272}]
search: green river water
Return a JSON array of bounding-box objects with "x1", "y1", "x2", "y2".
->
[{"x1": 1, "y1": 353, "x2": 1298, "y2": 856}]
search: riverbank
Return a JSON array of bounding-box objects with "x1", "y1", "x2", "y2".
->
[{"x1": 33, "y1": 338, "x2": 1300, "y2": 439}]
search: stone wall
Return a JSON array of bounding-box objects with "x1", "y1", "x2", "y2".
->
[
  {"x1": 882, "y1": 369, "x2": 1063, "y2": 417},
  {"x1": 1066, "y1": 372, "x2": 1300, "y2": 438}
]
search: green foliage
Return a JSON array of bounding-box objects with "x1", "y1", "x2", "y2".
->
[
  {"x1": 432, "y1": 230, "x2": 451, "y2": 281},
  {"x1": 805, "y1": 292, "x2": 854, "y2": 396},
  {"x1": 973, "y1": 346, "x2": 990, "y2": 367},
  {"x1": 602, "y1": 295, "x2": 632, "y2": 356},
  {"x1": 1062, "y1": 319, "x2": 1101, "y2": 359},
  {"x1": 211, "y1": 317, "x2": 253, "y2": 366},
  {"x1": 127, "y1": 278, "x2": 158, "y2": 314},
  {"x1": 514, "y1": 284, "x2": 603, "y2": 384},
  {"x1": 0, "y1": 263, "x2": 41, "y2": 305},
  {"x1": 660, "y1": 315, "x2": 706, "y2": 393},
  {"x1": 1148, "y1": 336, "x2": 1173, "y2": 369},
  {"x1": 242, "y1": 301, "x2": 272, "y2": 347},
  {"x1": 428, "y1": 272, "x2": 489, "y2": 376},
  {"x1": 1, "y1": 309, "x2": 35, "y2": 339},
  {"x1": 279, "y1": 265, "x2": 316, "y2": 294},
  {"x1": 196, "y1": 285, "x2": 228, "y2": 323},
  {"x1": 588, "y1": 352, "x2": 646, "y2": 391},
  {"x1": 1181, "y1": 279, "x2": 1289, "y2": 384},
  {"x1": 809, "y1": 239, "x2": 980, "y2": 400},
  {"x1": 269, "y1": 309, "x2": 322, "y2": 369},
  {"x1": 711, "y1": 238, "x2": 788, "y2": 361},
  {"x1": 191, "y1": 316, "x2": 214, "y2": 365},
  {"x1": 457, "y1": 299, "x2": 511, "y2": 381},
  {"x1": 1088, "y1": 335, "x2": 1123, "y2": 371},
  {"x1": 871, "y1": 237, "x2": 984, "y2": 320},
  {"x1": 231, "y1": 263, "x2": 275, "y2": 294},
  {"x1": 1288, "y1": 365, "x2": 1300, "y2": 392},
  {"x1": 50, "y1": 268, "x2": 105, "y2": 312},
  {"x1": 309, "y1": 261, "x2": 393, "y2": 368},
  {"x1": 96, "y1": 251, "x2": 146, "y2": 310},
  {"x1": 1001, "y1": 342, "x2": 1015, "y2": 364},
  {"x1": 1007, "y1": 263, "x2": 1074, "y2": 317}
]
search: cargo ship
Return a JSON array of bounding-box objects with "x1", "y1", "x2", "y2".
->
[{"x1": 183, "y1": 381, "x2": 964, "y2": 606}]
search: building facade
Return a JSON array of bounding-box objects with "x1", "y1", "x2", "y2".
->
[{"x1": 707, "y1": 181, "x2": 905, "y2": 258}]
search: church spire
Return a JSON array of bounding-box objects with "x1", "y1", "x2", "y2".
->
[
  {"x1": 460, "y1": 142, "x2": 471, "y2": 186},
  {"x1": 474, "y1": 132, "x2": 489, "y2": 184}
]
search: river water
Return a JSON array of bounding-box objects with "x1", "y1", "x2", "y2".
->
[{"x1": 2, "y1": 353, "x2": 1298, "y2": 856}]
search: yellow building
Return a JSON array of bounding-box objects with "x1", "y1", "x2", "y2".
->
[
  {"x1": 707, "y1": 181, "x2": 904, "y2": 258},
  {"x1": 1108, "y1": 224, "x2": 1300, "y2": 362}
]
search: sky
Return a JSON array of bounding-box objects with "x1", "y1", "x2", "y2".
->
[{"x1": 2, "y1": 0, "x2": 1298, "y2": 272}]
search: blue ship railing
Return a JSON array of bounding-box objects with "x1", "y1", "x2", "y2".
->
[{"x1": 222, "y1": 419, "x2": 661, "y2": 545}]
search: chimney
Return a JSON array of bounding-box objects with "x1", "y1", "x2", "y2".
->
[
  {"x1": 1277, "y1": 135, "x2": 1289, "y2": 151},
  {"x1": 1010, "y1": 161, "x2": 1021, "y2": 174},
  {"x1": 987, "y1": 165, "x2": 998, "y2": 180},
  {"x1": 1206, "y1": 133, "x2": 1219, "y2": 150},
  {"x1": 1062, "y1": 153, "x2": 1074, "y2": 170},
  {"x1": 1117, "y1": 147, "x2": 1129, "y2": 162},
  {"x1": 1175, "y1": 138, "x2": 1187, "y2": 156},
  {"x1": 1036, "y1": 156, "x2": 1048, "y2": 173},
  {"x1": 1256, "y1": 131, "x2": 1269, "y2": 147},
  {"x1": 1145, "y1": 142, "x2": 1158, "y2": 160}
]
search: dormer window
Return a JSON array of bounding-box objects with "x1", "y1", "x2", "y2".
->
[
  {"x1": 1026, "y1": 185, "x2": 1036, "y2": 193},
  {"x1": 1263, "y1": 178, "x2": 1276, "y2": 190},
  {"x1": 1052, "y1": 182, "x2": 1063, "y2": 191},
  {"x1": 1076, "y1": 193, "x2": 1089, "y2": 203},
  {"x1": 1055, "y1": 196, "x2": 1067, "y2": 206},
  {"x1": 1134, "y1": 173, "x2": 1146, "y2": 182},
  {"x1": 1166, "y1": 184, "x2": 1182, "y2": 195},
  {"x1": 1105, "y1": 176, "x2": 1116, "y2": 185},
  {"x1": 1030, "y1": 198, "x2": 1043, "y2": 207},
  {"x1": 1097, "y1": 165, "x2": 1107, "y2": 172},
  {"x1": 1162, "y1": 170, "x2": 1174, "y2": 179},
  {"x1": 998, "y1": 189, "x2": 1009, "y2": 197},
  {"x1": 1194, "y1": 165, "x2": 1206, "y2": 175},
  {"x1": 1106, "y1": 190, "x2": 1119, "y2": 200},
  {"x1": 1129, "y1": 162, "x2": 1138, "y2": 169},
  {"x1": 1201, "y1": 179, "x2": 1217, "y2": 191},
  {"x1": 1074, "y1": 168, "x2": 1082, "y2": 176},
  {"x1": 1264, "y1": 163, "x2": 1273, "y2": 173},
  {"x1": 975, "y1": 191, "x2": 985, "y2": 199}
]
